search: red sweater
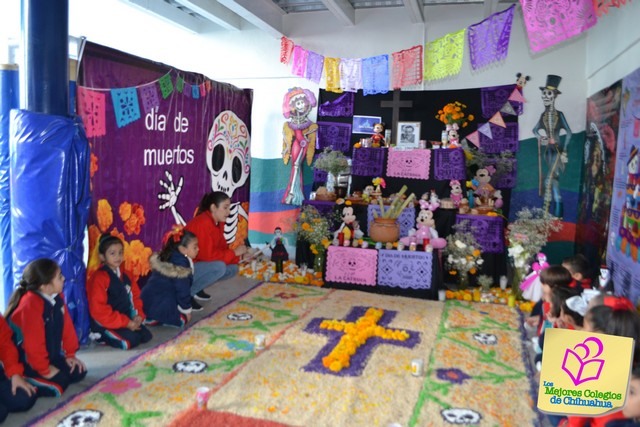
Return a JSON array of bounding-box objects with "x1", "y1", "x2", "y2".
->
[
  {"x1": 564, "y1": 410, "x2": 626, "y2": 427},
  {"x1": 86, "y1": 267, "x2": 145, "y2": 329},
  {"x1": 185, "y1": 211, "x2": 238, "y2": 265},
  {"x1": 0, "y1": 315, "x2": 24, "y2": 378},
  {"x1": 10, "y1": 292, "x2": 78, "y2": 377}
]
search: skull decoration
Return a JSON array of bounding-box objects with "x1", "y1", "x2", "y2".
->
[
  {"x1": 57, "y1": 410, "x2": 104, "y2": 427},
  {"x1": 227, "y1": 312, "x2": 253, "y2": 321},
  {"x1": 172, "y1": 360, "x2": 208, "y2": 374},
  {"x1": 207, "y1": 110, "x2": 250, "y2": 197},
  {"x1": 441, "y1": 408, "x2": 482, "y2": 424},
  {"x1": 541, "y1": 88, "x2": 556, "y2": 107},
  {"x1": 473, "y1": 333, "x2": 498, "y2": 345}
]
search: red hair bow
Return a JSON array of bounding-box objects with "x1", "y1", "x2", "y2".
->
[
  {"x1": 163, "y1": 224, "x2": 185, "y2": 245},
  {"x1": 603, "y1": 296, "x2": 635, "y2": 312}
]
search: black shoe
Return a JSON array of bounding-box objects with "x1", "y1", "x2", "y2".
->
[
  {"x1": 194, "y1": 290, "x2": 212, "y2": 301},
  {"x1": 191, "y1": 298, "x2": 203, "y2": 312}
]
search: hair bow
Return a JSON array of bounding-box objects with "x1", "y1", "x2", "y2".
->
[
  {"x1": 163, "y1": 224, "x2": 185, "y2": 245},
  {"x1": 603, "y1": 296, "x2": 635, "y2": 312},
  {"x1": 484, "y1": 165, "x2": 496, "y2": 175},
  {"x1": 450, "y1": 180, "x2": 460, "y2": 187},
  {"x1": 566, "y1": 290, "x2": 601, "y2": 316}
]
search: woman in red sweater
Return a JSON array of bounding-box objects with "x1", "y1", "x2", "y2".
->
[
  {"x1": 6, "y1": 258, "x2": 86, "y2": 397},
  {"x1": 185, "y1": 192, "x2": 247, "y2": 310}
]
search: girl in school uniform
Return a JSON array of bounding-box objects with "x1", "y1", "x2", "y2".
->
[
  {"x1": 6, "y1": 258, "x2": 86, "y2": 397},
  {"x1": 0, "y1": 314, "x2": 37, "y2": 420},
  {"x1": 141, "y1": 227, "x2": 198, "y2": 328},
  {"x1": 87, "y1": 234, "x2": 152, "y2": 350}
]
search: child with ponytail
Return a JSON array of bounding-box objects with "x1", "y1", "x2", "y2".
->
[
  {"x1": 141, "y1": 226, "x2": 198, "y2": 327},
  {"x1": 6, "y1": 258, "x2": 86, "y2": 397},
  {"x1": 87, "y1": 234, "x2": 152, "y2": 350}
]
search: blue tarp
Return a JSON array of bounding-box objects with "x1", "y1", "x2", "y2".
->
[{"x1": 10, "y1": 110, "x2": 91, "y2": 343}]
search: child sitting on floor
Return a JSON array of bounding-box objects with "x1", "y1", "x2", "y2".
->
[
  {"x1": 6, "y1": 259, "x2": 87, "y2": 397},
  {"x1": 141, "y1": 227, "x2": 198, "y2": 328},
  {"x1": 87, "y1": 234, "x2": 153, "y2": 350}
]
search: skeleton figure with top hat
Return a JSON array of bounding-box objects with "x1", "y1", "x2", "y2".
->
[{"x1": 532, "y1": 75, "x2": 572, "y2": 218}]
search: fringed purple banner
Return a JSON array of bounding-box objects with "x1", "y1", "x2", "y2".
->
[
  {"x1": 432, "y1": 148, "x2": 467, "y2": 181},
  {"x1": 306, "y1": 51, "x2": 324, "y2": 84},
  {"x1": 378, "y1": 250, "x2": 433, "y2": 289},
  {"x1": 468, "y1": 5, "x2": 515, "y2": 70},
  {"x1": 313, "y1": 167, "x2": 328, "y2": 183},
  {"x1": 319, "y1": 92, "x2": 355, "y2": 117},
  {"x1": 479, "y1": 122, "x2": 519, "y2": 154},
  {"x1": 362, "y1": 55, "x2": 389, "y2": 96},
  {"x1": 480, "y1": 84, "x2": 518, "y2": 118},
  {"x1": 317, "y1": 121, "x2": 353, "y2": 153},
  {"x1": 367, "y1": 205, "x2": 415, "y2": 238},
  {"x1": 138, "y1": 84, "x2": 160, "y2": 114},
  {"x1": 520, "y1": 0, "x2": 597, "y2": 52},
  {"x1": 455, "y1": 214, "x2": 505, "y2": 253},
  {"x1": 351, "y1": 147, "x2": 385, "y2": 177},
  {"x1": 485, "y1": 157, "x2": 517, "y2": 189}
]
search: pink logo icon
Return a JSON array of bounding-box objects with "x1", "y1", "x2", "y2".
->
[{"x1": 561, "y1": 337, "x2": 605, "y2": 386}]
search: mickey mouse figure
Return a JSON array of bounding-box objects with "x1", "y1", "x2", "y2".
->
[
  {"x1": 399, "y1": 199, "x2": 447, "y2": 249},
  {"x1": 334, "y1": 201, "x2": 364, "y2": 244},
  {"x1": 516, "y1": 72, "x2": 531, "y2": 90}
]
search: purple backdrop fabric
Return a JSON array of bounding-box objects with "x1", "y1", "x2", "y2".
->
[{"x1": 79, "y1": 43, "x2": 253, "y2": 264}]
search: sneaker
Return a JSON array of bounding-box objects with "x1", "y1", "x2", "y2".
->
[
  {"x1": 191, "y1": 298, "x2": 204, "y2": 312},
  {"x1": 194, "y1": 290, "x2": 212, "y2": 301}
]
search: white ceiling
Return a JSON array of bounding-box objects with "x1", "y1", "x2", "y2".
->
[{"x1": 123, "y1": 0, "x2": 516, "y2": 38}]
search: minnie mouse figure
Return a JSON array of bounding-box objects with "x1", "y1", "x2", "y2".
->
[
  {"x1": 446, "y1": 123, "x2": 460, "y2": 148},
  {"x1": 449, "y1": 180, "x2": 464, "y2": 207},
  {"x1": 400, "y1": 199, "x2": 447, "y2": 249}
]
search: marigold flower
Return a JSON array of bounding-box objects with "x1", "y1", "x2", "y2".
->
[
  {"x1": 90, "y1": 153, "x2": 99, "y2": 178},
  {"x1": 97, "y1": 199, "x2": 113, "y2": 233}
]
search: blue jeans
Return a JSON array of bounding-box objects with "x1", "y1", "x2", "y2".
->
[{"x1": 192, "y1": 261, "x2": 238, "y2": 296}]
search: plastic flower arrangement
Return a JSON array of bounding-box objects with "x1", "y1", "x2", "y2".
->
[
  {"x1": 507, "y1": 207, "x2": 562, "y2": 296},
  {"x1": 445, "y1": 222, "x2": 484, "y2": 288},
  {"x1": 436, "y1": 101, "x2": 474, "y2": 128},
  {"x1": 372, "y1": 177, "x2": 386, "y2": 193},
  {"x1": 313, "y1": 148, "x2": 350, "y2": 177},
  {"x1": 292, "y1": 205, "x2": 332, "y2": 255}
]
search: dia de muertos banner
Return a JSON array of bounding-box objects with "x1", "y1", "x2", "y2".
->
[{"x1": 78, "y1": 42, "x2": 252, "y2": 285}]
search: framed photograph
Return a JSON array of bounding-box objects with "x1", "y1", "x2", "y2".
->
[
  {"x1": 396, "y1": 121, "x2": 421, "y2": 149},
  {"x1": 352, "y1": 115, "x2": 382, "y2": 134}
]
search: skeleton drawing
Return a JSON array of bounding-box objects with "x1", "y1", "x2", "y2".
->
[
  {"x1": 282, "y1": 87, "x2": 318, "y2": 205},
  {"x1": 158, "y1": 110, "x2": 251, "y2": 245},
  {"x1": 532, "y1": 75, "x2": 572, "y2": 218}
]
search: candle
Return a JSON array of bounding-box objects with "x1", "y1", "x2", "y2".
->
[
  {"x1": 473, "y1": 288, "x2": 481, "y2": 302},
  {"x1": 500, "y1": 275, "x2": 508, "y2": 290},
  {"x1": 337, "y1": 232, "x2": 345, "y2": 246},
  {"x1": 508, "y1": 295, "x2": 516, "y2": 308},
  {"x1": 438, "y1": 289, "x2": 447, "y2": 301}
]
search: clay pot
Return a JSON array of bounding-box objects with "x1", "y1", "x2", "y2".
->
[{"x1": 369, "y1": 217, "x2": 400, "y2": 243}]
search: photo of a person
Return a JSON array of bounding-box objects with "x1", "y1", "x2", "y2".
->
[
  {"x1": 401, "y1": 125, "x2": 415, "y2": 144},
  {"x1": 396, "y1": 122, "x2": 421, "y2": 148}
]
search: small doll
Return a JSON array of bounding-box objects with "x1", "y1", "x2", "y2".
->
[
  {"x1": 470, "y1": 166, "x2": 501, "y2": 207},
  {"x1": 399, "y1": 199, "x2": 447, "y2": 249},
  {"x1": 520, "y1": 253, "x2": 549, "y2": 302},
  {"x1": 449, "y1": 180, "x2": 464, "y2": 207},
  {"x1": 334, "y1": 202, "x2": 364, "y2": 243},
  {"x1": 599, "y1": 265, "x2": 611, "y2": 291},
  {"x1": 446, "y1": 123, "x2": 460, "y2": 148},
  {"x1": 370, "y1": 123, "x2": 385, "y2": 148},
  {"x1": 270, "y1": 227, "x2": 289, "y2": 262}
]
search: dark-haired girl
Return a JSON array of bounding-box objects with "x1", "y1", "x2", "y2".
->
[
  {"x1": 185, "y1": 192, "x2": 247, "y2": 310},
  {"x1": 141, "y1": 226, "x2": 198, "y2": 328},
  {"x1": 86, "y1": 234, "x2": 152, "y2": 350},
  {"x1": 6, "y1": 258, "x2": 86, "y2": 397}
]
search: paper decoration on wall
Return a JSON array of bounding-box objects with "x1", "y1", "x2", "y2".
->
[
  {"x1": 183, "y1": 83, "x2": 191, "y2": 98},
  {"x1": 424, "y1": 28, "x2": 466, "y2": 81},
  {"x1": 199, "y1": 83, "x2": 206, "y2": 97},
  {"x1": 500, "y1": 102, "x2": 517, "y2": 116},
  {"x1": 351, "y1": 146, "x2": 385, "y2": 177},
  {"x1": 306, "y1": 51, "x2": 325, "y2": 84},
  {"x1": 378, "y1": 250, "x2": 433, "y2": 289},
  {"x1": 324, "y1": 57, "x2": 342, "y2": 93},
  {"x1": 509, "y1": 88, "x2": 526, "y2": 103},
  {"x1": 340, "y1": 58, "x2": 362, "y2": 93},
  {"x1": 291, "y1": 46, "x2": 309, "y2": 77},
  {"x1": 176, "y1": 76, "x2": 184, "y2": 93},
  {"x1": 191, "y1": 84, "x2": 200, "y2": 99},
  {"x1": 386, "y1": 148, "x2": 431, "y2": 180},
  {"x1": 281, "y1": 87, "x2": 318, "y2": 205},
  {"x1": 281, "y1": 36, "x2": 294, "y2": 64},
  {"x1": 480, "y1": 85, "x2": 515, "y2": 118},
  {"x1": 455, "y1": 214, "x2": 505, "y2": 253},
  {"x1": 466, "y1": 131, "x2": 480, "y2": 148},
  {"x1": 362, "y1": 55, "x2": 389, "y2": 96},
  {"x1": 318, "y1": 92, "x2": 354, "y2": 117},
  {"x1": 594, "y1": 0, "x2": 631, "y2": 16},
  {"x1": 489, "y1": 112, "x2": 506, "y2": 127},
  {"x1": 468, "y1": 5, "x2": 515, "y2": 70},
  {"x1": 392, "y1": 46, "x2": 423, "y2": 89},
  {"x1": 326, "y1": 246, "x2": 378, "y2": 286},
  {"x1": 77, "y1": 87, "x2": 106, "y2": 138},
  {"x1": 139, "y1": 84, "x2": 160, "y2": 114},
  {"x1": 520, "y1": 0, "x2": 597, "y2": 52},
  {"x1": 479, "y1": 122, "x2": 519, "y2": 154},
  {"x1": 478, "y1": 123, "x2": 493, "y2": 139},
  {"x1": 158, "y1": 74, "x2": 174, "y2": 99},
  {"x1": 111, "y1": 87, "x2": 140, "y2": 128},
  {"x1": 317, "y1": 122, "x2": 352, "y2": 153},
  {"x1": 432, "y1": 147, "x2": 467, "y2": 181}
]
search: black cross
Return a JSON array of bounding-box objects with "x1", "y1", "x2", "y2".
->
[{"x1": 380, "y1": 90, "x2": 413, "y2": 143}]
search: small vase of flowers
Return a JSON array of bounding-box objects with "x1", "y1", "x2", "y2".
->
[{"x1": 314, "y1": 148, "x2": 350, "y2": 194}]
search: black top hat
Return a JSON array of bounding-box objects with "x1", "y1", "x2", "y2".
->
[{"x1": 539, "y1": 75, "x2": 562, "y2": 94}]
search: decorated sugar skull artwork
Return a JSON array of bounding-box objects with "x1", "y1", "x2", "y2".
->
[
  {"x1": 172, "y1": 360, "x2": 208, "y2": 374},
  {"x1": 57, "y1": 410, "x2": 103, "y2": 427},
  {"x1": 473, "y1": 332, "x2": 498, "y2": 345},
  {"x1": 227, "y1": 312, "x2": 253, "y2": 321},
  {"x1": 158, "y1": 110, "x2": 251, "y2": 245},
  {"x1": 441, "y1": 408, "x2": 482, "y2": 424}
]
